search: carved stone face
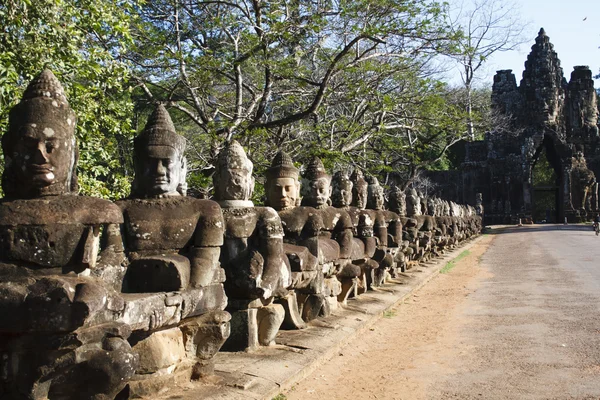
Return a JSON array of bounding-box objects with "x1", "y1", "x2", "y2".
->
[
  {"x1": 303, "y1": 177, "x2": 332, "y2": 207},
  {"x1": 406, "y1": 189, "x2": 422, "y2": 217},
  {"x1": 331, "y1": 181, "x2": 352, "y2": 208},
  {"x1": 137, "y1": 146, "x2": 184, "y2": 196},
  {"x1": 427, "y1": 197, "x2": 436, "y2": 216},
  {"x1": 367, "y1": 185, "x2": 385, "y2": 210},
  {"x1": 216, "y1": 168, "x2": 254, "y2": 201},
  {"x1": 388, "y1": 188, "x2": 406, "y2": 216},
  {"x1": 353, "y1": 183, "x2": 367, "y2": 209},
  {"x1": 11, "y1": 120, "x2": 75, "y2": 196},
  {"x1": 267, "y1": 177, "x2": 299, "y2": 211}
]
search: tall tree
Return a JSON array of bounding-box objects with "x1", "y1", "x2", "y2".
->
[
  {"x1": 446, "y1": 0, "x2": 528, "y2": 140},
  {"x1": 126, "y1": 0, "x2": 459, "y2": 193}
]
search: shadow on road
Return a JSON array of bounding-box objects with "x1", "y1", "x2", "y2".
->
[{"x1": 484, "y1": 224, "x2": 596, "y2": 235}]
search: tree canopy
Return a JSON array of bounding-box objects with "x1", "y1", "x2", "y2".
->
[{"x1": 0, "y1": 0, "x2": 514, "y2": 199}]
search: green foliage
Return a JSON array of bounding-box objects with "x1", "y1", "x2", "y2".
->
[
  {"x1": 0, "y1": 0, "x2": 498, "y2": 199},
  {"x1": 532, "y1": 148, "x2": 557, "y2": 187},
  {"x1": 0, "y1": 0, "x2": 139, "y2": 199},
  {"x1": 125, "y1": 0, "x2": 463, "y2": 194}
]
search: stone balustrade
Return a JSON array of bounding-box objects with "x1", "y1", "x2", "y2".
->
[{"x1": 0, "y1": 70, "x2": 482, "y2": 400}]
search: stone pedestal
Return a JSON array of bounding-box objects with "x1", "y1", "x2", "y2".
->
[
  {"x1": 128, "y1": 311, "x2": 230, "y2": 397},
  {"x1": 223, "y1": 302, "x2": 285, "y2": 351}
]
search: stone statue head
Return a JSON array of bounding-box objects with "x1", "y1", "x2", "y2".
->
[
  {"x1": 427, "y1": 196, "x2": 436, "y2": 216},
  {"x1": 406, "y1": 188, "x2": 422, "y2": 217},
  {"x1": 214, "y1": 140, "x2": 254, "y2": 202},
  {"x1": 450, "y1": 201, "x2": 458, "y2": 217},
  {"x1": 350, "y1": 169, "x2": 368, "y2": 210},
  {"x1": 435, "y1": 199, "x2": 444, "y2": 217},
  {"x1": 387, "y1": 185, "x2": 406, "y2": 217},
  {"x1": 2, "y1": 69, "x2": 78, "y2": 199},
  {"x1": 366, "y1": 175, "x2": 385, "y2": 210},
  {"x1": 265, "y1": 151, "x2": 300, "y2": 211},
  {"x1": 331, "y1": 170, "x2": 353, "y2": 208},
  {"x1": 131, "y1": 105, "x2": 187, "y2": 198},
  {"x1": 301, "y1": 157, "x2": 331, "y2": 208},
  {"x1": 418, "y1": 191, "x2": 428, "y2": 215}
]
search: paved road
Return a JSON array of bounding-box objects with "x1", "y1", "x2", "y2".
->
[
  {"x1": 285, "y1": 225, "x2": 600, "y2": 399},
  {"x1": 436, "y1": 224, "x2": 600, "y2": 399}
]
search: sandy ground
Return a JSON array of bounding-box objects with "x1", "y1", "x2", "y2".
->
[{"x1": 284, "y1": 235, "x2": 495, "y2": 400}]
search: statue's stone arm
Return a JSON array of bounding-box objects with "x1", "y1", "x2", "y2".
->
[
  {"x1": 334, "y1": 210, "x2": 354, "y2": 259},
  {"x1": 373, "y1": 212, "x2": 389, "y2": 248},
  {"x1": 95, "y1": 222, "x2": 128, "y2": 291},
  {"x1": 257, "y1": 207, "x2": 292, "y2": 296},
  {"x1": 189, "y1": 200, "x2": 225, "y2": 288}
]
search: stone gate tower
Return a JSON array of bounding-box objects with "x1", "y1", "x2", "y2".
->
[{"x1": 433, "y1": 28, "x2": 600, "y2": 224}]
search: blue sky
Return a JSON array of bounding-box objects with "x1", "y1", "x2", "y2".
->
[{"x1": 447, "y1": 0, "x2": 600, "y2": 88}]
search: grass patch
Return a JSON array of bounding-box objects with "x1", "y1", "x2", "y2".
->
[
  {"x1": 440, "y1": 250, "x2": 471, "y2": 274},
  {"x1": 272, "y1": 395, "x2": 287, "y2": 400},
  {"x1": 383, "y1": 309, "x2": 397, "y2": 318}
]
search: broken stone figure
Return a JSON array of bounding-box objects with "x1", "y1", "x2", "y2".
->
[
  {"x1": 265, "y1": 151, "x2": 338, "y2": 324},
  {"x1": 117, "y1": 104, "x2": 230, "y2": 396},
  {"x1": 0, "y1": 70, "x2": 137, "y2": 400},
  {"x1": 425, "y1": 196, "x2": 444, "y2": 257},
  {"x1": 331, "y1": 171, "x2": 380, "y2": 295},
  {"x1": 213, "y1": 140, "x2": 290, "y2": 350}
]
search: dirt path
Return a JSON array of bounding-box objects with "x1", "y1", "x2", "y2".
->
[{"x1": 284, "y1": 235, "x2": 495, "y2": 400}]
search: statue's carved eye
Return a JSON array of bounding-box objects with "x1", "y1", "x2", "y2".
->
[{"x1": 46, "y1": 142, "x2": 56, "y2": 153}]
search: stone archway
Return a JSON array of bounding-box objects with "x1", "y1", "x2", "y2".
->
[{"x1": 530, "y1": 135, "x2": 563, "y2": 222}]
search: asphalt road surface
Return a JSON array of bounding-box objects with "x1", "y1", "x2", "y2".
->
[
  {"x1": 435, "y1": 224, "x2": 600, "y2": 399},
  {"x1": 286, "y1": 225, "x2": 600, "y2": 400}
]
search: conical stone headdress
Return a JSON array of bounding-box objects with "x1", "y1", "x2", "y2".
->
[
  {"x1": 7, "y1": 69, "x2": 76, "y2": 140},
  {"x1": 332, "y1": 170, "x2": 352, "y2": 190},
  {"x1": 303, "y1": 157, "x2": 330, "y2": 181},
  {"x1": 267, "y1": 151, "x2": 298, "y2": 180},
  {"x1": 134, "y1": 104, "x2": 186, "y2": 156},
  {"x1": 350, "y1": 169, "x2": 367, "y2": 189},
  {"x1": 216, "y1": 140, "x2": 253, "y2": 173}
]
